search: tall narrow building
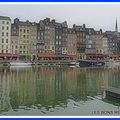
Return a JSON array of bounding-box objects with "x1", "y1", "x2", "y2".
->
[
  {"x1": 115, "y1": 18, "x2": 118, "y2": 32},
  {"x1": 0, "y1": 16, "x2": 11, "y2": 54},
  {"x1": 11, "y1": 18, "x2": 37, "y2": 60}
]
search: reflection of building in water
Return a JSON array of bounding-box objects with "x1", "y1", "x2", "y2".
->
[
  {"x1": 36, "y1": 67, "x2": 56, "y2": 107},
  {"x1": 62, "y1": 67, "x2": 77, "y2": 98},
  {"x1": 0, "y1": 68, "x2": 10, "y2": 113},
  {"x1": 9, "y1": 68, "x2": 37, "y2": 109},
  {"x1": 107, "y1": 68, "x2": 120, "y2": 89},
  {"x1": 103, "y1": 68, "x2": 120, "y2": 106},
  {"x1": 7, "y1": 67, "x2": 109, "y2": 110},
  {"x1": 85, "y1": 68, "x2": 105, "y2": 96},
  {"x1": 0, "y1": 66, "x2": 116, "y2": 113}
]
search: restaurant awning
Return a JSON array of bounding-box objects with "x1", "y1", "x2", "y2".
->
[
  {"x1": 37, "y1": 53, "x2": 56, "y2": 58},
  {"x1": 0, "y1": 53, "x2": 17, "y2": 57},
  {"x1": 86, "y1": 53, "x2": 107, "y2": 57},
  {"x1": 63, "y1": 54, "x2": 77, "y2": 58}
]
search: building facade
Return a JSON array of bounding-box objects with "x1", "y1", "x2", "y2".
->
[
  {"x1": 73, "y1": 24, "x2": 86, "y2": 53},
  {"x1": 37, "y1": 18, "x2": 56, "y2": 60},
  {"x1": 11, "y1": 18, "x2": 37, "y2": 60},
  {"x1": 37, "y1": 18, "x2": 70, "y2": 60},
  {"x1": 85, "y1": 29, "x2": 108, "y2": 59},
  {"x1": 0, "y1": 16, "x2": 11, "y2": 54},
  {"x1": 73, "y1": 24, "x2": 86, "y2": 58},
  {"x1": 66, "y1": 28, "x2": 77, "y2": 59}
]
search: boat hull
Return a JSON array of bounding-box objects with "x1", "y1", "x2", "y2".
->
[
  {"x1": 10, "y1": 62, "x2": 33, "y2": 66},
  {"x1": 78, "y1": 60, "x2": 104, "y2": 67}
]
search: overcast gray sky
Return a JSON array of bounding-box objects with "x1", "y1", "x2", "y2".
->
[{"x1": 0, "y1": 4, "x2": 120, "y2": 31}]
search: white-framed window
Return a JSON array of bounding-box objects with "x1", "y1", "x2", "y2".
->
[
  {"x1": 2, "y1": 26, "x2": 4, "y2": 30},
  {"x1": 59, "y1": 36, "x2": 61, "y2": 39},
  {"x1": 2, "y1": 21, "x2": 5, "y2": 24},
  {"x1": 6, "y1": 26, "x2": 9, "y2": 30},
  {"x1": 88, "y1": 40, "x2": 92, "y2": 44},
  {"x1": 56, "y1": 36, "x2": 58, "y2": 39},
  {"x1": 88, "y1": 45, "x2": 92, "y2": 48},
  {"x1": 56, "y1": 41, "x2": 58, "y2": 45},
  {"x1": 41, "y1": 32, "x2": 43, "y2": 36},
  {"x1": 6, "y1": 39, "x2": 8, "y2": 43},
  {"x1": 7, "y1": 21, "x2": 9, "y2": 24},
  {"x1": 59, "y1": 41, "x2": 61, "y2": 45}
]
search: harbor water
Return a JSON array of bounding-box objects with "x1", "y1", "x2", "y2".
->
[{"x1": 0, "y1": 66, "x2": 120, "y2": 116}]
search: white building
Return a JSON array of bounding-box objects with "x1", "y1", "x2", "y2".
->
[{"x1": 0, "y1": 16, "x2": 11, "y2": 54}]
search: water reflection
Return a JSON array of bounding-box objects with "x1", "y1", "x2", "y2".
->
[{"x1": 0, "y1": 66, "x2": 120, "y2": 115}]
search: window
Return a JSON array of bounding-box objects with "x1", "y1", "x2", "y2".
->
[
  {"x1": 20, "y1": 29, "x2": 22, "y2": 32},
  {"x1": 88, "y1": 45, "x2": 91, "y2": 48},
  {"x1": 41, "y1": 32, "x2": 43, "y2": 36},
  {"x1": 15, "y1": 50, "x2": 17, "y2": 54},
  {"x1": 20, "y1": 46, "x2": 22, "y2": 49},
  {"x1": 23, "y1": 51, "x2": 25, "y2": 53},
  {"x1": 56, "y1": 36, "x2": 58, "y2": 39},
  {"x1": 52, "y1": 47, "x2": 54, "y2": 50},
  {"x1": 2, "y1": 32, "x2": 4, "y2": 36},
  {"x1": 6, "y1": 32, "x2": 8, "y2": 36},
  {"x1": 27, "y1": 30, "x2": 29, "y2": 33},
  {"x1": 100, "y1": 50, "x2": 102, "y2": 53},
  {"x1": 2, "y1": 21, "x2": 5, "y2": 24},
  {"x1": 2, "y1": 26, "x2": 4, "y2": 30},
  {"x1": 6, "y1": 26, "x2": 9, "y2": 30},
  {"x1": 7, "y1": 21, "x2": 9, "y2": 24},
  {"x1": 59, "y1": 41, "x2": 61, "y2": 45},
  {"x1": 6, "y1": 50, "x2": 8, "y2": 53},
  {"x1": 16, "y1": 46, "x2": 17, "y2": 49},
  {"x1": 24, "y1": 29, "x2": 26, "y2": 33},
  {"x1": 23, "y1": 35, "x2": 25, "y2": 38},
  {"x1": 2, "y1": 39, "x2": 4, "y2": 43},
  {"x1": 2, "y1": 50, "x2": 4, "y2": 53},
  {"x1": 27, "y1": 35, "x2": 29, "y2": 39},
  {"x1": 24, "y1": 46, "x2": 26, "y2": 49},
  {"x1": 59, "y1": 36, "x2": 61, "y2": 39},
  {"x1": 45, "y1": 46, "x2": 47, "y2": 49},
  {"x1": 6, "y1": 45, "x2": 8, "y2": 49},
  {"x1": 56, "y1": 41, "x2": 58, "y2": 45},
  {"x1": 6, "y1": 39, "x2": 8, "y2": 43},
  {"x1": 2, "y1": 45, "x2": 4, "y2": 48},
  {"x1": 41, "y1": 37, "x2": 43, "y2": 40},
  {"x1": 88, "y1": 40, "x2": 92, "y2": 44}
]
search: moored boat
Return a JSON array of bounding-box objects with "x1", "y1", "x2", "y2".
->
[
  {"x1": 10, "y1": 61, "x2": 33, "y2": 66},
  {"x1": 78, "y1": 59, "x2": 105, "y2": 67},
  {"x1": 68, "y1": 61, "x2": 80, "y2": 67},
  {"x1": 68, "y1": 61, "x2": 76, "y2": 66}
]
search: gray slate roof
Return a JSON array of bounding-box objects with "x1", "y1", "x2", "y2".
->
[{"x1": 0, "y1": 16, "x2": 11, "y2": 21}]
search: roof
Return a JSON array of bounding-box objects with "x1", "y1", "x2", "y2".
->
[{"x1": 0, "y1": 16, "x2": 11, "y2": 21}]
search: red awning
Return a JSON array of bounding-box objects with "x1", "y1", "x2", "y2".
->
[
  {"x1": 86, "y1": 54, "x2": 107, "y2": 57},
  {"x1": 0, "y1": 53, "x2": 17, "y2": 57},
  {"x1": 63, "y1": 54, "x2": 77, "y2": 58},
  {"x1": 37, "y1": 53, "x2": 56, "y2": 58}
]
